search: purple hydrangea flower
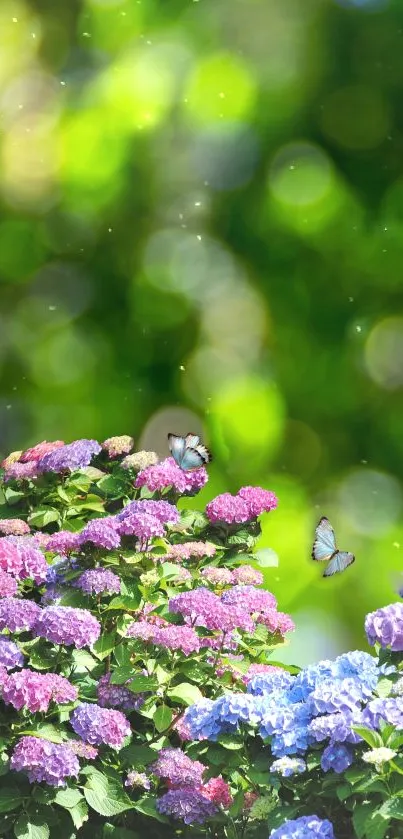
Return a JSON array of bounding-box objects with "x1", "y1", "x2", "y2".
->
[
  {"x1": 135, "y1": 457, "x2": 208, "y2": 495},
  {"x1": 126, "y1": 620, "x2": 158, "y2": 641},
  {"x1": 221, "y1": 585, "x2": 277, "y2": 612},
  {"x1": 153, "y1": 625, "x2": 200, "y2": 655},
  {"x1": 70, "y1": 702, "x2": 131, "y2": 748},
  {"x1": 3, "y1": 461, "x2": 39, "y2": 481},
  {"x1": 237, "y1": 486, "x2": 278, "y2": 517},
  {"x1": 46, "y1": 555, "x2": 78, "y2": 585},
  {"x1": 97, "y1": 673, "x2": 144, "y2": 711},
  {"x1": 38, "y1": 439, "x2": 101, "y2": 473},
  {"x1": 362, "y1": 698, "x2": 403, "y2": 730},
  {"x1": 2, "y1": 669, "x2": 77, "y2": 712},
  {"x1": 157, "y1": 789, "x2": 218, "y2": 824},
  {"x1": 118, "y1": 499, "x2": 179, "y2": 526},
  {"x1": 11, "y1": 737, "x2": 79, "y2": 787},
  {"x1": 269, "y1": 815, "x2": 335, "y2": 838},
  {"x1": 102, "y1": 435, "x2": 134, "y2": 458},
  {"x1": 270, "y1": 757, "x2": 306, "y2": 777},
  {"x1": 0, "y1": 519, "x2": 30, "y2": 536},
  {"x1": 0, "y1": 598, "x2": 41, "y2": 632},
  {"x1": 46, "y1": 530, "x2": 81, "y2": 555},
  {"x1": 41, "y1": 584, "x2": 65, "y2": 606},
  {"x1": 0, "y1": 637, "x2": 24, "y2": 670},
  {"x1": 169, "y1": 588, "x2": 254, "y2": 633},
  {"x1": 75, "y1": 569, "x2": 121, "y2": 596},
  {"x1": 79, "y1": 519, "x2": 121, "y2": 550},
  {"x1": 69, "y1": 740, "x2": 98, "y2": 759},
  {"x1": 0, "y1": 536, "x2": 47, "y2": 583},
  {"x1": 34, "y1": 606, "x2": 101, "y2": 648},
  {"x1": 0, "y1": 570, "x2": 17, "y2": 597},
  {"x1": 365, "y1": 603, "x2": 403, "y2": 651},
  {"x1": 151, "y1": 748, "x2": 205, "y2": 787},
  {"x1": 20, "y1": 440, "x2": 64, "y2": 462},
  {"x1": 205, "y1": 493, "x2": 250, "y2": 525},
  {"x1": 320, "y1": 743, "x2": 353, "y2": 773},
  {"x1": 118, "y1": 512, "x2": 164, "y2": 543}
]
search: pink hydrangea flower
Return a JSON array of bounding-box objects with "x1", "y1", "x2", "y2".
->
[
  {"x1": 135, "y1": 457, "x2": 208, "y2": 495},
  {"x1": 202, "y1": 776, "x2": 233, "y2": 808},
  {"x1": 153, "y1": 625, "x2": 200, "y2": 655},
  {"x1": 164, "y1": 542, "x2": 217, "y2": 562},
  {"x1": 46, "y1": 531, "x2": 81, "y2": 555},
  {"x1": 2, "y1": 669, "x2": 77, "y2": 712},
  {"x1": 0, "y1": 570, "x2": 17, "y2": 597},
  {"x1": 201, "y1": 567, "x2": 234, "y2": 586},
  {"x1": 237, "y1": 486, "x2": 278, "y2": 517},
  {"x1": 0, "y1": 519, "x2": 30, "y2": 536},
  {"x1": 20, "y1": 441, "x2": 64, "y2": 463},
  {"x1": 0, "y1": 537, "x2": 48, "y2": 583},
  {"x1": 206, "y1": 493, "x2": 250, "y2": 525},
  {"x1": 118, "y1": 512, "x2": 164, "y2": 544},
  {"x1": 232, "y1": 565, "x2": 263, "y2": 586}
]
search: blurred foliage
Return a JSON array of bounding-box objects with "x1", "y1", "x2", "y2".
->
[{"x1": 0, "y1": 0, "x2": 403, "y2": 662}]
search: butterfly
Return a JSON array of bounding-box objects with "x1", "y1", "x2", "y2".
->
[
  {"x1": 168, "y1": 433, "x2": 212, "y2": 471},
  {"x1": 312, "y1": 517, "x2": 355, "y2": 578}
]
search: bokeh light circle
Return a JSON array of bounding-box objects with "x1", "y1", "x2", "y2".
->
[
  {"x1": 365, "y1": 317, "x2": 403, "y2": 390},
  {"x1": 338, "y1": 468, "x2": 402, "y2": 536}
]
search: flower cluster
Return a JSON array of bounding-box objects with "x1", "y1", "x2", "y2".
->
[
  {"x1": 97, "y1": 673, "x2": 144, "y2": 711},
  {"x1": 38, "y1": 439, "x2": 102, "y2": 473},
  {"x1": 365, "y1": 602, "x2": 403, "y2": 651},
  {"x1": 135, "y1": 456, "x2": 208, "y2": 494},
  {"x1": 270, "y1": 816, "x2": 335, "y2": 838},
  {"x1": 206, "y1": 486, "x2": 278, "y2": 524},
  {"x1": 11, "y1": 737, "x2": 79, "y2": 787},
  {"x1": 70, "y1": 702, "x2": 131, "y2": 748},
  {"x1": 0, "y1": 536, "x2": 48, "y2": 583},
  {"x1": 34, "y1": 606, "x2": 101, "y2": 648},
  {"x1": 102, "y1": 435, "x2": 134, "y2": 458},
  {"x1": 75, "y1": 568, "x2": 121, "y2": 596},
  {"x1": 2, "y1": 669, "x2": 77, "y2": 712}
]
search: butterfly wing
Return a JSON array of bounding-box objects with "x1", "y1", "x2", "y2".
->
[
  {"x1": 167, "y1": 433, "x2": 186, "y2": 467},
  {"x1": 312, "y1": 517, "x2": 337, "y2": 562},
  {"x1": 185, "y1": 433, "x2": 200, "y2": 448},
  {"x1": 180, "y1": 448, "x2": 208, "y2": 470},
  {"x1": 323, "y1": 551, "x2": 355, "y2": 578}
]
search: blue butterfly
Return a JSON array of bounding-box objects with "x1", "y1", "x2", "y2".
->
[
  {"x1": 168, "y1": 433, "x2": 211, "y2": 471},
  {"x1": 312, "y1": 517, "x2": 355, "y2": 578}
]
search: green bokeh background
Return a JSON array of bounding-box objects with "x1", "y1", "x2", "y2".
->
[{"x1": 0, "y1": 0, "x2": 403, "y2": 664}]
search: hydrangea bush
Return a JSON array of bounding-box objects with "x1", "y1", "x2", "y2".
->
[{"x1": 0, "y1": 436, "x2": 401, "y2": 839}]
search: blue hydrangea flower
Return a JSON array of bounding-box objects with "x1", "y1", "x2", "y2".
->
[
  {"x1": 307, "y1": 677, "x2": 372, "y2": 716},
  {"x1": 270, "y1": 815, "x2": 335, "y2": 838},
  {"x1": 320, "y1": 743, "x2": 353, "y2": 773},
  {"x1": 309, "y1": 710, "x2": 363, "y2": 745},
  {"x1": 247, "y1": 671, "x2": 295, "y2": 696}
]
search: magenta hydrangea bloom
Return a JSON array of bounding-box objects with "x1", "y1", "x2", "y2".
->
[
  {"x1": 46, "y1": 530, "x2": 81, "y2": 555},
  {"x1": 202, "y1": 776, "x2": 233, "y2": 807},
  {"x1": 70, "y1": 702, "x2": 131, "y2": 749},
  {"x1": 118, "y1": 512, "x2": 164, "y2": 543},
  {"x1": 20, "y1": 440, "x2": 64, "y2": 463},
  {"x1": 151, "y1": 748, "x2": 205, "y2": 787},
  {"x1": 0, "y1": 637, "x2": 24, "y2": 670},
  {"x1": 135, "y1": 457, "x2": 208, "y2": 495},
  {"x1": 97, "y1": 673, "x2": 144, "y2": 711},
  {"x1": 79, "y1": 518, "x2": 121, "y2": 550},
  {"x1": 0, "y1": 537, "x2": 47, "y2": 583},
  {"x1": 153, "y1": 625, "x2": 201, "y2": 655},
  {"x1": 38, "y1": 439, "x2": 101, "y2": 473},
  {"x1": 237, "y1": 486, "x2": 278, "y2": 517},
  {"x1": 3, "y1": 461, "x2": 39, "y2": 481},
  {"x1": 365, "y1": 603, "x2": 403, "y2": 652},
  {"x1": 0, "y1": 598, "x2": 41, "y2": 632},
  {"x1": 69, "y1": 740, "x2": 98, "y2": 759},
  {"x1": 75, "y1": 568, "x2": 121, "y2": 596},
  {"x1": 2, "y1": 669, "x2": 77, "y2": 712},
  {"x1": 102, "y1": 435, "x2": 134, "y2": 458},
  {"x1": 157, "y1": 789, "x2": 218, "y2": 824},
  {"x1": 11, "y1": 737, "x2": 79, "y2": 787},
  {"x1": 232, "y1": 566, "x2": 263, "y2": 586},
  {"x1": 34, "y1": 606, "x2": 101, "y2": 648},
  {"x1": 118, "y1": 499, "x2": 179, "y2": 526},
  {"x1": 0, "y1": 519, "x2": 30, "y2": 536},
  {"x1": 205, "y1": 493, "x2": 250, "y2": 525},
  {"x1": 0, "y1": 570, "x2": 17, "y2": 597}
]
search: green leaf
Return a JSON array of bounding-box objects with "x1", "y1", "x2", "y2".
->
[
  {"x1": 120, "y1": 744, "x2": 157, "y2": 767},
  {"x1": 55, "y1": 789, "x2": 83, "y2": 809},
  {"x1": 106, "y1": 594, "x2": 141, "y2": 611},
  {"x1": 71, "y1": 649, "x2": 98, "y2": 673},
  {"x1": 153, "y1": 705, "x2": 173, "y2": 732},
  {"x1": 217, "y1": 734, "x2": 243, "y2": 750},
  {"x1": 160, "y1": 562, "x2": 184, "y2": 579},
  {"x1": 0, "y1": 787, "x2": 24, "y2": 814},
  {"x1": 68, "y1": 800, "x2": 88, "y2": 830},
  {"x1": 4, "y1": 488, "x2": 25, "y2": 505},
  {"x1": 352, "y1": 725, "x2": 384, "y2": 748},
  {"x1": 97, "y1": 475, "x2": 128, "y2": 498},
  {"x1": 14, "y1": 816, "x2": 50, "y2": 839},
  {"x1": 364, "y1": 809, "x2": 390, "y2": 839},
  {"x1": 376, "y1": 678, "x2": 393, "y2": 699},
  {"x1": 253, "y1": 548, "x2": 279, "y2": 567},
  {"x1": 167, "y1": 682, "x2": 203, "y2": 706},
  {"x1": 353, "y1": 805, "x2": 372, "y2": 839},
  {"x1": 379, "y1": 797, "x2": 403, "y2": 820},
  {"x1": 92, "y1": 632, "x2": 116, "y2": 660},
  {"x1": 336, "y1": 784, "x2": 352, "y2": 802},
  {"x1": 19, "y1": 724, "x2": 65, "y2": 743},
  {"x1": 84, "y1": 771, "x2": 133, "y2": 817},
  {"x1": 28, "y1": 507, "x2": 60, "y2": 527},
  {"x1": 128, "y1": 675, "x2": 159, "y2": 693},
  {"x1": 134, "y1": 795, "x2": 169, "y2": 823}
]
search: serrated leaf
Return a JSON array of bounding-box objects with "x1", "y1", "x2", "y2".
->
[
  {"x1": 134, "y1": 795, "x2": 168, "y2": 823},
  {"x1": 97, "y1": 476, "x2": 128, "y2": 497},
  {"x1": 379, "y1": 797, "x2": 403, "y2": 820},
  {"x1": 153, "y1": 705, "x2": 173, "y2": 733},
  {"x1": 55, "y1": 789, "x2": 83, "y2": 809},
  {"x1": 71, "y1": 649, "x2": 98, "y2": 672},
  {"x1": 167, "y1": 682, "x2": 203, "y2": 706},
  {"x1": 120, "y1": 744, "x2": 157, "y2": 767},
  {"x1": 84, "y1": 772, "x2": 133, "y2": 817},
  {"x1": 0, "y1": 787, "x2": 24, "y2": 814},
  {"x1": 128, "y1": 675, "x2": 158, "y2": 694},
  {"x1": 92, "y1": 632, "x2": 116, "y2": 661},
  {"x1": 14, "y1": 816, "x2": 49, "y2": 839},
  {"x1": 106, "y1": 595, "x2": 141, "y2": 611},
  {"x1": 253, "y1": 548, "x2": 279, "y2": 567},
  {"x1": 28, "y1": 508, "x2": 60, "y2": 527},
  {"x1": 217, "y1": 734, "x2": 243, "y2": 750},
  {"x1": 19, "y1": 724, "x2": 65, "y2": 744},
  {"x1": 352, "y1": 725, "x2": 384, "y2": 748},
  {"x1": 364, "y1": 809, "x2": 389, "y2": 839},
  {"x1": 353, "y1": 805, "x2": 372, "y2": 839}
]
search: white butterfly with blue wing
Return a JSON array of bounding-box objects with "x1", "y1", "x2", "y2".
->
[
  {"x1": 168, "y1": 432, "x2": 211, "y2": 471},
  {"x1": 312, "y1": 517, "x2": 355, "y2": 578}
]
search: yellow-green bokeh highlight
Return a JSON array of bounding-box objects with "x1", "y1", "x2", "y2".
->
[{"x1": 185, "y1": 53, "x2": 256, "y2": 123}]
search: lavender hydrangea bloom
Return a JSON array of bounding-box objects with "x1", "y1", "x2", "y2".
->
[
  {"x1": 2, "y1": 669, "x2": 77, "y2": 712},
  {"x1": 75, "y1": 569, "x2": 121, "y2": 596},
  {"x1": 151, "y1": 748, "x2": 205, "y2": 787},
  {"x1": 79, "y1": 518, "x2": 121, "y2": 550},
  {"x1": 135, "y1": 457, "x2": 208, "y2": 495},
  {"x1": 0, "y1": 637, "x2": 24, "y2": 670},
  {"x1": 118, "y1": 512, "x2": 164, "y2": 543},
  {"x1": 270, "y1": 815, "x2": 335, "y2": 838},
  {"x1": 309, "y1": 711, "x2": 363, "y2": 745},
  {"x1": 34, "y1": 606, "x2": 101, "y2": 648},
  {"x1": 0, "y1": 598, "x2": 41, "y2": 632},
  {"x1": 221, "y1": 585, "x2": 277, "y2": 612},
  {"x1": 125, "y1": 770, "x2": 150, "y2": 789},
  {"x1": 11, "y1": 737, "x2": 79, "y2": 787},
  {"x1": 69, "y1": 740, "x2": 98, "y2": 759},
  {"x1": 38, "y1": 439, "x2": 101, "y2": 473},
  {"x1": 46, "y1": 530, "x2": 81, "y2": 555},
  {"x1": 97, "y1": 673, "x2": 144, "y2": 711},
  {"x1": 0, "y1": 570, "x2": 17, "y2": 597},
  {"x1": 157, "y1": 789, "x2": 218, "y2": 824},
  {"x1": 153, "y1": 625, "x2": 200, "y2": 655},
  {"x1": 3, "y1": 461, "x2": 39, "y2": 481},
  {"x1": 206, "y1": 493, "x2": 250, "y2": 525},
  {"x1": 362, "y1": 698, "x2": 403, "y2": 730},
  {"x1": 169, "y1": 588, "x2": 254, "y2": 633},
  {"x1": 320, "y1": 743, "x2": 353, "y2": 773},
  {"x1": 70, "y1": 702, "x2": 131, "y2": 748},
  {"x1": 365, "y1": 603, "x2": 403, "y2": 651},
  {"x1": 118, "y1": 499, "x2": 179, "y2": 525}
]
